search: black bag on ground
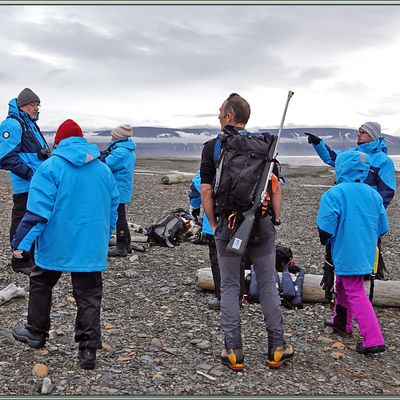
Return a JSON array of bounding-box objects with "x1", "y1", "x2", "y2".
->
[
  {"x1": 147, "y1": 208, "x2": 192, "y2": 248},
  {"x1": 213, "y1": 126, "x2": 274, "y2": 215}
]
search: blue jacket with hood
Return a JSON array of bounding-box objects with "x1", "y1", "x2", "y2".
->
[
  {"x1": 189, "y1": 171, "x2": 213, "y2": 235},
  {"x1": 316, "y1": 150, "x2": 389, "y2": 276},
  {"x1": 0, "y1": 98, "x2": 49, "y2": 194},
  {"x1": 12, "y1": 137, "x2": 119, "y2": 272},
  {"x1": 313, "y1": 137, "x2": 396, "y2": 208},
  {"x1": 104, "y1": 138, "x2": 136, "y2": 204}
]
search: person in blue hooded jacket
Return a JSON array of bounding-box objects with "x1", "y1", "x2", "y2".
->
[
  {"x1": 0, "y1": 88, "x2": 50, "y2": 275},
  {"x1": 11, "y1": 119, "x2": 119, "y2": 370},
  {"x1": 100, "y1": 124, "x2": 137, "y2": 257},
  {"x1": 306, "y1": 121, "x2": 395, "y2": 287},
  {"x1": 317, "y1": 150, "x2": 389, "y2": 355}
]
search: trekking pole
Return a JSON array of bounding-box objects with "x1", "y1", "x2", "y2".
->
[{"x1": 226, "y1": 91, "x2": 294, "y2": 256}]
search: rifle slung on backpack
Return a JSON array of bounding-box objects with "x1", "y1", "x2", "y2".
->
[{"x1": 226, "y1": 91, "x2": 294, "y2": 256}]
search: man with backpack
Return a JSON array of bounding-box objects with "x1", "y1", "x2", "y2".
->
[
  {"x1": 0, "y1": 88, "x2": 50, "y2": 275},
  {"x1": 200, "y1": 93, "x2": 294, "y2": 371}
]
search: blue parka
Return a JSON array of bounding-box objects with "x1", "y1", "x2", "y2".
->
[
  {"x1": 189, "y1": 171, "x2": 213, "y2": 235},
  {"x1": 12, "y1": 137, "x2": 119, "y2": 272},
  {"x1": 104, "y1": 138, "x2": 136, "y2": 204},
  {"x1": 313, "y1": 137, "x2": 396, "y2": 208},
  {"x1": 316, "y1": 150, "x2": 389, "y2": 276},
  {"x1": 0, "y1": 98, "x2": 49, "y2": 194}
]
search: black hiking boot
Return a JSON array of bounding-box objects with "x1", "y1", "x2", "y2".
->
[
  {"x1": 79, "y1": 348, "x2": 96, "y2": 369},
  {"x1": 324, "y1": 320, "x2": 352, "y2": 336},
  {"x1": 356, "y1": 342, "x2": 386, "y2": 355},
  {"x1": 221, "y1": 348, "x2": 244, "y2": 371},
  {"x1": 108, "y1": 243, "x2": 127, "y2": 257},
  {"x1": 207, "y1": 297, "x2": 220, "y2": 310},
  {"x1": 267, "y1": 344, "x2": 294, "y2": 369},
  {"x1": 12, "y1": 324, "x2": 46, "y2": 349},
  {"x1": 127, "y1": 243, "x2": 146, "y2": 253}
]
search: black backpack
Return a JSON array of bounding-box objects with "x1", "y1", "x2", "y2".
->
[
  {"x1": 213, "y1": 125, "x2": 274, "y2": 215},
  {"x1": 147, "y1": 208, "x2": 192, "y2": 248}
]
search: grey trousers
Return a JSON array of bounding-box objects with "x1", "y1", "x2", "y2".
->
[{"x1": 215, "y1": 216, "x2": 285, "y2": 352}]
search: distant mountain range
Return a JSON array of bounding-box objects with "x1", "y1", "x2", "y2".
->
[{"x1": 43, "y1": 127, "x2": 400, "y2": 157}]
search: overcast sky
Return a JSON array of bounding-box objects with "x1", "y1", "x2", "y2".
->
[{"x1": 1, "y1": 4, "x2": 400, "y2": 134}]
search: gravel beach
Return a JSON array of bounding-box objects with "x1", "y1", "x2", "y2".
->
[{"x1": 0, "y1": 158, "x2": 399, "y2": 396}]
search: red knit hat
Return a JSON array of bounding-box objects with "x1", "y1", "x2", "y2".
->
[{"x1": 54, "y1": 119, "x2": 83, "y2": 145}]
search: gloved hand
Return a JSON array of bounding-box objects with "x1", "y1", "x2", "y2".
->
[
  {"x1": 320, "y1": 259, "x2": 335, "y2": 301},
  {"x1": 190, "y1": 207, "x2": 201, "y2": 220},
  {"x1": 12, "y1": 249, "x2": 31, "y2": 261},
  {"x1": 304, "y1": 132, "x2": 322, "y2": 145}
]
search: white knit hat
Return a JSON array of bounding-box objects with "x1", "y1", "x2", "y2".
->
[{"x1": 111, "y1": 124, "x2": 133, "y2": 139}]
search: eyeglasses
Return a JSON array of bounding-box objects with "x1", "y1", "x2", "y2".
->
[
  {"x1": 29, "y1": 102, "x2": 41, "y2": 108},
  {"x1": 358, "y1": 130, "x2": 368, "y2": 135}
]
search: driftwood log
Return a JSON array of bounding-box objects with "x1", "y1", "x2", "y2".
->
[
  {"x1": 161, "y1": 173, "x2": 195, "y2": 185},
  {"x1": 195, "y1": 267, "x2": 400, "y2": 308},
  {"x1": 0, "y1": 283, "x2": 25, "y2": 305}
]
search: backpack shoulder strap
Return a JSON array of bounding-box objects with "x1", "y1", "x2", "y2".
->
[
  {"x1": 8, "y1": 114, "x2": 26, "y2": 134},
  {"x1": 213, "y1": 137, "x2": 222, "y2": 165}
]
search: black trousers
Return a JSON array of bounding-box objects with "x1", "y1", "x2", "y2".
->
[
  {"x1": 27, "y1": 267, "x2": 103, "y2": 350},
  {"x1": 116, "y1": 204, "x2": 131, "y2": 246},
  {"x1": 207, "y1": 234, "x2": 247, "y2": 300},
  {"x1": 10, "y1": 192, "x2": 29, "y2": 244}
]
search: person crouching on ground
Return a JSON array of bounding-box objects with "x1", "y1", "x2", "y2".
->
[
  {"x1": 317, "y1": 150, "x2": 388, "y2": 355},
  {"x1": 12, "y1": 119, "x2": 119, "y2": 369},
  {"x1": 100, "y1": 124, "x2": 137, "y2": 257}
]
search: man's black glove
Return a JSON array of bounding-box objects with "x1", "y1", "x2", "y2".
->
[
  {"x1": 304, "y1": 132, "x2": 322, "y2": 145},
  {"x1": 190, "y1": 207, "x2": 200, "y2": 220},
  {"x1": 320, "y1": 259, "x2": 335, "y2": 301}
]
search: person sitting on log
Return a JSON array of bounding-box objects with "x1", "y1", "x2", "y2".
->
[{"x1": 317, "y1": 149, "x2": 389, "y2": 355}]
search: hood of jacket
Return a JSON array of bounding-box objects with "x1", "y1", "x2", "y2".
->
[
  {"x1": 107, "y1": 138, "x2": 136, "y2": 151},
  {"x1": 356, "y1": 136, "x2": 387, "y2": 155},
  {"x1": 52, "y1": 137, "x2": 100, "y2": 167},
  {"x1": 335, "y1": 150, "x2": 371, "y2": 184},
  {"x1": 7, "y1": 98, "x2": 39, "y2": 123}
]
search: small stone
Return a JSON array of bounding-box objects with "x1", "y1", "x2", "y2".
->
[
  {"x1": 153, "y1": 372, "x2": 163, "y2": 380},
  {"x1": 33, "y1": 363, "x2": 48, "y2": 377},
  {"x1": 182, "y1": 291, "x2": 190, "y2": 297},
  {"x1": 34, "y1": 349, "x2": 49, "y2": 356},
  {"x1": 48, "y1": 330, "x2": 57, "y2": 340},
  {"x1": 103, "y1": 322, "x2": 116, "y2": 330},
  {"x1": 175, "y1": 262, "x2": 183, "y2": 266},
  {"x1": 317, "y1": 336, "x2": 335, "y2": 345},
  {"x1": 331, "y1": 341, "x2": 346, "y2": 350},
  {"x1": 124, "y1": 268, "x2": 137, "y2": 278},
  {"x1": 129, "y1": 255, "x2": 139, "y2": 263},
  {"x1": 196, "y1": 340, "x2": 211, "y2": 350},
  {"x1": 101, "y1": 342, "x2": 112, "y2": 350},
  {"x1": 41, "y1": 377, "x2": 53, "y2": 394},
  {"x1": 190, "y1": 338, "x2": 203, "y2": 345},
  {"x1": 137, "y1": 332, "x2": 148, "y2": 338},
  {"x1": 151, "y1": 338, "x2": 162, "y2": 349},
  {"x1": 66, "y1": 296, "x2": 75, "y2": 303},
  {"x1": 330, "y1": 351, "x2": 345, "y2": 360},
  {"x1": 164, "y1": 347, "x2": 179, "y2": 355}
]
